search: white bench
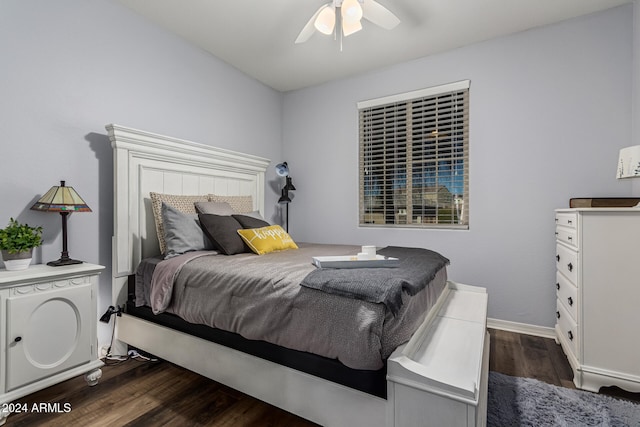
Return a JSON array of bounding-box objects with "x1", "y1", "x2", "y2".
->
[{"x1": 387, "y1": 282, "x2": 489, "y2": 427}]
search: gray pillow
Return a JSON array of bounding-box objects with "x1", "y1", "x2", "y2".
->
[
  {"x1": 194, "y1": 201, "x2": 235, "y2": 215},
  {"x1": 198, "y1": 213, "x2": 247, "y2": 255},
  {"x1": 232, "y1": 214, "x2": 270, "y2": 229},
  {"x1": 241, "y1": 210, "x2": 268, "y2": 221},
  {"x1": 162, "y1": 203, "x2": 214, "y2": 259}
]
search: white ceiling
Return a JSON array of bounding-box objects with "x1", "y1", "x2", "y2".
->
[{"x1": 119, "y1": 0, "x2": 632, "y2": 92}]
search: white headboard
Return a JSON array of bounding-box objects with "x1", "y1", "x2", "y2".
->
[{"x1": 106, "y1": 124, "x2": 270, "y2": 305}]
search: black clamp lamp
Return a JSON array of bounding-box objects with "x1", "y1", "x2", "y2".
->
[{"x1": 275, "y1": 162, "x2": 296, "y2": 231}]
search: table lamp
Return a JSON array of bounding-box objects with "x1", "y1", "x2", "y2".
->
[{"x1": 31, "y1": 180, "x2": 91, "y2": 266}]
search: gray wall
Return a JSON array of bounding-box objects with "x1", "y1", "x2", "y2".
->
[
  {"x1": 282, "y1": 5, "x2": 635, "y2": 328},
  {"x1": 1, "y1": 0, "x2": 637, "y2": 348},
  {"x1": 634, "y1": 0, "x2": 640, "y2": 196},
  {"x1": 0, "y1": 0, "x2": 283, "y2": 346}
]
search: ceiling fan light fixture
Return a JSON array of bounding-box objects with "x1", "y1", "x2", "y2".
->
[
  {"x1": 314, "y1": 5, "x2": 336, "y2": 35},
  {"x1": 296, "y1": 0, "x2": 399, "y2": 44},
  {"x1": 342, "y1": 19, "x2": 362, "y2": 37},
  {"x1": 341, "y1": 0, "x2": 363, "y2": 24}
]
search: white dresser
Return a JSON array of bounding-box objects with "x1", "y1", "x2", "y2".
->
[
  {"x1": 554, "y1": 208, "x2": 640, "y2": 393},
  {"x1": 0, "y1": 263, "x2": 104, "y2": 425}
]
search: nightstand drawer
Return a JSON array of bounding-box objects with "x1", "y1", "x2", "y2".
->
[
  {"x1": 556, "y1": 243, "x2": 578, "y2": 285},
  {"x1": 10, "y1": 275, "x2": 94, "y2": 295},
  {"x1": 556, "y1": 299, "x2": 578, "y2": 359},
  {"x1": 555, "y1": 213, "x2": 577, "y2": 229},
  {"x1": 556, "y1": 272, "x2": 577, "y2": 321}
]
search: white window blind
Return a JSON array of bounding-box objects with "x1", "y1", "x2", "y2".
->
[{"x1": 358, "y1": 80, "x2": 469, "y2": 229}]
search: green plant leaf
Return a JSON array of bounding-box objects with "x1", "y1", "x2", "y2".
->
[{"x1": 0, "y1": 218, "x2": 43, "y2": 253}]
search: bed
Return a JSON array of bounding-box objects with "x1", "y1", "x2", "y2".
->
[{"x1": 106, "y1": 124, "x2": 489, "y2": 427}]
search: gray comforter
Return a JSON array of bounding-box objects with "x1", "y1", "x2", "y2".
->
[
  {"x1": 139, "y1": 243, "x2": 447, "y2": 370},
  {"x1": 301, "y1": 246, "x2": 449, "y2": 316}
]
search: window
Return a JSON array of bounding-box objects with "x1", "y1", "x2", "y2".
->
[{"x1": 358, "y1": 80, "x2": 469, "y2": 229}]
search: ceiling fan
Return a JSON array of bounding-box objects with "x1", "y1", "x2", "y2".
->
[{"x1": 295, "y1": 0, "x2": 400, "y2": 44}]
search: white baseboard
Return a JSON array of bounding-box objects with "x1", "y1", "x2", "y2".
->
[{"x1": 487, "y1": 318, "x2": 556, "y2": 339}]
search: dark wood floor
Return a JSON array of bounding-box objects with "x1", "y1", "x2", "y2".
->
[
  {"x1": 488, "y1": 328, "x2": 640, "y2": 403},
  {"x1": 6, "y1": 329, "x2": 640, "y2": 426}
]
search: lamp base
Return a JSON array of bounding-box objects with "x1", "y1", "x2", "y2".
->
[{"x1": 47, "y1": 258, "x2": 83, "y2": 267}]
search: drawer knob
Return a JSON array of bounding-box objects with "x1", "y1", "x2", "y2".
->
[
  {"x1": 568, "y1": 236, "x2": 573, "y2": 241},
  {"x1": 556, "y1": 311, "x2": 560, "y2": 319},
  {"x1": 568, "y1": 331, "x2": 574, "y2": 341},
  {"x1": 567, "y1": 262, "x2": 573, "y2": 272},
  {"x1": 556, "y1": 282, "x2": 560, "y2": 290},
  {"x1": 567, "y1": 296, "x2": 573, "y2": 306},
  {"x1": 556, "y1": 254, "x2": 560, "y2": 262},
  {"x1": 567, "y1": 220, "x2": 573, "y2": 225},
  {"x1": 14, "y1": 336, "x2": 22, "y2": 343}
]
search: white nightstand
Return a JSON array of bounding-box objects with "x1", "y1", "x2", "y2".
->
[{"x1": 0, "y1": 263, "x2": 105, "y2": 425}]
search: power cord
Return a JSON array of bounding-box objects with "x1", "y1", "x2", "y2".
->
[
  {"x1": 127, "y1": 349, "x2": 158, "y2": 362},
  {"x1": 100, "y1": 305, "x2": 159, "y2": 365},
  {"x1": 104, "y1": 316, "x2": 128, "y2": 365}
]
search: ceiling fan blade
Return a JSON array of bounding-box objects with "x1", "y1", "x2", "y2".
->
[
  {"x1": 362, "y1": 0, "x2": 400, "y2": 30},
  {"x1": 295, "y1": 4, "x2": 330, "y2": 44}
]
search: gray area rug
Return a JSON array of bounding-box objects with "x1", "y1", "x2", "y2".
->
[{"x1": 488, "y1": 372, "x2": 640, "y2": 426}]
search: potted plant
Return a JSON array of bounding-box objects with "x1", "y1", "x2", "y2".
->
[{"x1": 0, "y1": 218, "x2": 43, "y2": 271}]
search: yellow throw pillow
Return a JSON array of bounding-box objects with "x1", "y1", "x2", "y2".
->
[{"x1": 237, "y1": 225, "x2": 298, "y2": 255}]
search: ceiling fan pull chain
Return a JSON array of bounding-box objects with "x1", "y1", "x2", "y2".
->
[{"x1": 338, "y1": 9, "x2": 343, "y2": 52}]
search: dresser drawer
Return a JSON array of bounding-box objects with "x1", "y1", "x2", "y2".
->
[
  {"x1": 556, "y1": 271, "x2": 577, "y2": 321},
  {"x1": 555, "y1": 227, "x2": 578, "y2": 248},
  {"x1": 555, "y1": 212, "x2": 577, "y2": 229},
  {"x1": 556, "y1": 243, "x2": 578, "y2": 285},
  {"x1": 556, "y1": 299, "x2": 578, "y2": 359}
]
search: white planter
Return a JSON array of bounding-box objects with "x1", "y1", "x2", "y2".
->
[
  {"x1": 1, "y1": 250, "x2": 33, "y2": 271},
  {"x1": 3, "y1": 258, "x2": 32, "y2": 271}
]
